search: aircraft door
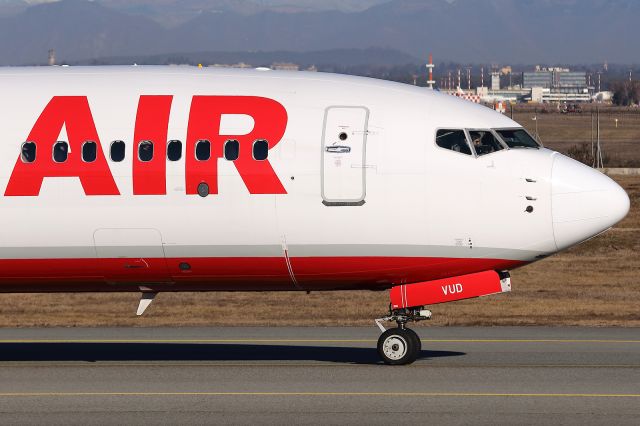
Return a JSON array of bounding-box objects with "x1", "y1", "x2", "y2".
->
[
  {"x1": 322, "y1": 106, "x2": 369, "y2": 206},
  {"x1": 93, "y1": 228, "x2": 171, "y2": 284}
]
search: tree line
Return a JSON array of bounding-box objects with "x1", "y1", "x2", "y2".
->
[{"x1": 612, "y1": 80, "x2": 640, "y2": 106}]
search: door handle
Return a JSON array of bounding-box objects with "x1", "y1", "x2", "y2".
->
[{"x1": 326, "y1": 145, "x2": 351, "y2": 153}]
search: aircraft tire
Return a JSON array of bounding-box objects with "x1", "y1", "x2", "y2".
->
[
  {"x1": 405, "y1": 328, "x2": 422, "y2": 353},
  {"x1": 377, "y1": 328, "x2": 419, "y2": 365}
]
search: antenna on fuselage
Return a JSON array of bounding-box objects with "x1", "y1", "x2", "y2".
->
[{"x1": 136, "y1": 289, "x2": 157, "y2": 316}]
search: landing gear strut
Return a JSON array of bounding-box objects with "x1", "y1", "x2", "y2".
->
[{"x1": 375, "y1": 307, "x2": 431, "y2": 365}]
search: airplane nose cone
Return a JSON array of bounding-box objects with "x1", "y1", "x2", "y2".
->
[{"x1": 552, "y1": 154, "x2": 630, "y2": 251}]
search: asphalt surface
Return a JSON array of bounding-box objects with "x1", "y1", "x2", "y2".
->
[{"x1": 0, "y1": 326, "x2": 638, "y2": 425}]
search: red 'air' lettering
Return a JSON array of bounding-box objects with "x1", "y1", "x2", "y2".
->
[
  {"x1": 5, "y1": 96, "x2": 119, "y2": 196},
  {"x1": 185, "y1": 96, "x2": 287, "y2": 195},
  {"x1": 132, "y1": 95, "x2": 173, "y2": 195}
]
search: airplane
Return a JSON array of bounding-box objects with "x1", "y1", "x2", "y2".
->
[{"x1": 0, "y1": 66, "x2": 629, "y2": 365}]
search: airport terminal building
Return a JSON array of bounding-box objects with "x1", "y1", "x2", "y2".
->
[{"x1": 522, "y1": 68, "x2": 590, "y2": 103}]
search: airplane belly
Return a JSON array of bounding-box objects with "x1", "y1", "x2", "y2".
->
[
  {"x1": 0, "y1": 185, "x2": 297, "y2": 291},
  {"x1": 94, "y1": 228, "x2": 171, "y2": 284},
  {"x1": 287, "y1": 254, "x2": 525, "y2": 291}
]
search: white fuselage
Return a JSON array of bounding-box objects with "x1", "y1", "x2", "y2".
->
[{"x1": 0, "y1": 66, "x2": 629, "y2": 292}]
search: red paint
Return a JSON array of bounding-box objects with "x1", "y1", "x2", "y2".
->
[
  {"x1": 289, "y1": 256, "x2": 523, "y2": 290},
  {"x1": 185, "y1": 96, "x2": 288, "y2": 195},
  {"x1": 132, "y1": 95, "x2": 173, "y2": 195},
  {"x1": 0, "y1": 256, "x2": 525, "y2": 293},
  {"x1": 5, "y1": 96, "x2": 119, "y2": 196},
  {"x1": 5, "y1": 95, "x2": 289, "y2": 197},
  {"x1": 390, "y1": 270, "x2": 507, "y2": 309},
  {"x1": 99, "y1": 257, "x2": 172, "y2": 284}
]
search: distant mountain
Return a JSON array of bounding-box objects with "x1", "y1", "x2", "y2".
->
[
  {"x1": 349, "y1": 0, "x2": 640, "y2": 64},
  {"x1": 0, "y1": 0, "x2": 27, "y2": 17},
  {"x1": 0, "y1": 0, "x2": 637, "y2": 66},
  {"x1": 0, "y1": 0, "x2": 392, "y2": 22},
  {"x1": 0, "y1": 0, "x2": 167, "y2": 64},
  {"x1": 80, "y1": 47, "x2": 418, "y2": 68},
  {"x1": 99, "y1": 0, "x2": 392, "y2": 21}
]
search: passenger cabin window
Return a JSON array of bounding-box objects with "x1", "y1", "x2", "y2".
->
[
  {"x1": 167, "y1": 140, "x2": 182, "y2": 161},
  {"x1": 21, "y1": 142, "x2": 36, "y2": 163},
  {"x1": 138, "y1": 140, "x2": 153, "y2": 162},
  {"x1": 253, "y1": 139, "x2": 268, "y2": 161},
  {"x1": 53, "y1": 141, "x2": 68, "y2": 163},
  {"x1": 468, "y1": 130, "x2": 504, "y2": 156},
  {"x1": 496, "y1": 129, "x2": 539, "y2": 149},
  {"x1": 435, "y1": 130, "x2": 472, "y2": 155},
  {"x1": 224, "y1": 140, "x2": 239, "y2": 161},
  {"x1": 110, "y1": 140, "x2": 125, "y2": 162},
  {"x1": 82, "y1": 141, "x2": 97, "y2": 162},
  {"x1": 195, "y1": 140, "x2": 211, "y2": 161}
]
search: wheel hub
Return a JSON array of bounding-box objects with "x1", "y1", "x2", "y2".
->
[{"x1": 382, "y1": 336, "x2": 407, "y2": 360}]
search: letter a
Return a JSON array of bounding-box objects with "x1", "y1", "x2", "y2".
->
[{"x1": 5, "y1": 96, "x2": 119, "y2": 196}]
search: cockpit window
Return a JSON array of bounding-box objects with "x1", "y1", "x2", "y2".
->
[
  {"x1": 435, "y1": 129, "x2": 472, "y2": 155},
  {"x1": 468, "y1": 130, "x2": 504, "y2": 156},
  {"x1": 496, "y1": 129, "x2": 540, "y2": 149}
]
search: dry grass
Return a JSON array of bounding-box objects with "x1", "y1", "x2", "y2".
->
[
  {"x1": 511, "y1": 107, "x2": 640, "y2": 167},
  {"x1": 0, "y1": 175, "x2": 638, "y2": 328}
]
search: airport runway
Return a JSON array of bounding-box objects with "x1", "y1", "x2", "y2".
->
[{"x1": 0, "y1": 326, "x2": 638, "y2": 425}]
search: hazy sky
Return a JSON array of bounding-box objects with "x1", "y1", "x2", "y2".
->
[{"x1": 20, "y1": 0, "x2": 391, "y2": 5}]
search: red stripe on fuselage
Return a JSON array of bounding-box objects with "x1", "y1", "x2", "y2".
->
[{"x1": 0, "y1": 256, "x2": 526, "y2": 293}]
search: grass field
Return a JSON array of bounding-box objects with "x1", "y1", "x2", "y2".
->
[
  {"x1": 0, "y1": 176, "x2": 637, "y2": 328},
  {"x1": 511, "y1": 106, "x2": 640, "y2": 167}
]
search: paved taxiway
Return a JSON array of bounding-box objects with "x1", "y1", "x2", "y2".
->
[{"x1": 0, "y1": 326, "x2": 638, "y2": 425}]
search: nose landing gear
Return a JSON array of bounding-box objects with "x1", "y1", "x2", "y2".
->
[
  {"x1": 377, "y1": 327, "x2": 421, "y2": 365},
  {"x1": 375, "y1": 307, "x2": 431, "y2": 365}
]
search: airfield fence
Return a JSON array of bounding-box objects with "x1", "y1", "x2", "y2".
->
[{"x1": 509, "y1": 106, "x2": 640, "y2": 167}]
